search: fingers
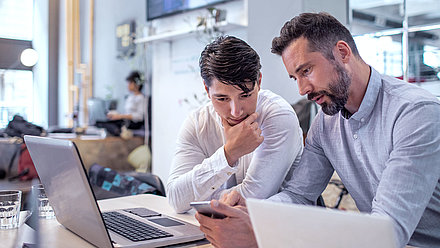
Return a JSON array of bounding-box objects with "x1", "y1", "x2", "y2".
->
[
  {"x1": 252, "y1": 123, "x2": 263, "y2": 144},
  {"x1": 249, "y1": 121, "x2": 259, "y2": 131},
  {"x1": 220, "y1": 192, "x2": 238, "y2": 206},
  {"x1": 221, "y1": 118, "x2": 231, "y2": 129},
  {"x1": 220, "y1": 193, "x2": 228, "y2": 203},
  {"x1": 205, "y1": 234, "x2": 219, "y2": 248},
  {"x1": 244, "y1": 112, "x2": 258, "y2": 125},
  {"x1": 197, "y1": 216, "x2": 219, "y2": 247},
  {"x1": 211, "y1": 200, "x2": 246, "y2": 218},
  {"x1": 246, "y1": 114, "x2": 262, "y2": 139},
  {"x1": 236, "y1": 205, "x2": 249, "y2": 213},
  {"x1": 199, "y1": 223, "x2": 213, "y2": 234},
  {"x1": 195, "y1": 212, "x2": 213, "y2": 228},
  {"x1": 199, "y1": 223, "x2": 212, "y2": 234},
  {"x1": 220, "y1": 191, "x2": 245, "y2": 206}
]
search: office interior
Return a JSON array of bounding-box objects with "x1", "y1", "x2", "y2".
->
[{"x1": 1, "y1": 0, "x2": 439, "y2": 246}]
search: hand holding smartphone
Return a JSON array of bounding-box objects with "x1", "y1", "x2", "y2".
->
[{"x1": 190, "y1": 201, "x2": 226, "y2": 219}]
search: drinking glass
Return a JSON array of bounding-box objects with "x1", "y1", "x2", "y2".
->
[
  {"x1": 32, "y1": 184, "x2": 55, "y2": 219},
  {"x1": 0, "y1": 190, "x2": 22, "y2": 229}
]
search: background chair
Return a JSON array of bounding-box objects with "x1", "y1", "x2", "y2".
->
[
  {"x1": 316, "y1": 195, "x2": 326, "y2": 207},
  {"x1": 88, "y1": 164, "x2": 166, "y2": 200},
  {"x1": 123, "y1": 171, "x2": 166, "y2": 197}
]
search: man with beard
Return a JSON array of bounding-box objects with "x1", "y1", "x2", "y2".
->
[{"x1": 195, "y1": 12, "x2": 440, "y2": 248}]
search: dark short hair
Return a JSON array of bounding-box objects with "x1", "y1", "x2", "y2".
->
[
  {"x1": 200, "y1": 36, "x2": 261, "y2": 93},
  {"x1": 126, "y1": 71, "x2": 144, "y2": 91},
  {"x1": 271, "y1": 12, "x2": 360, "y2": 60}
]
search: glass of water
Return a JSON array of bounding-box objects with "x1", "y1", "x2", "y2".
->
[
  {"x1": 32, "y1": 184, "x2": 55, "y2": 219},
  {"x1": 0, "y1": 190, "x2": 22, "y2": 229}
]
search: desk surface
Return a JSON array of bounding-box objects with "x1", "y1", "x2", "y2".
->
[
  {"x1": 2, "y1": 194, "x2": 212, "y2": 248},
  {"x1": 2, "y1": 194, "x2": 419, "y2": 248}
]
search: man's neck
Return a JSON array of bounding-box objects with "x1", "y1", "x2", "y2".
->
[{"x1": 344, "y1": 61, "x2": 371, "y2": 115}]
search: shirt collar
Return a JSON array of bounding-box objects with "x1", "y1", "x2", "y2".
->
[{"x1": 344, "y1": 66, "x2": 381, "y2": 121}]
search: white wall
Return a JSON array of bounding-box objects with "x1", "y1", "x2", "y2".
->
[
  {"x1": 58, "y1": 0, "x2": 351, "y2": 186},
  {"x1": 151, "y1": 0, "x2": 351, "y2": 187},
  {"x1": 93, "y1": 0, "x2": 146, "y2": 112},
  {"x1": 33, "y1": 0, "x2": 49, "y2": 128},
  {"x1": 247, "y1": 0, "x2": 304, "y2": 105},
  {"x1": 58, "y1": 0, "x2": 68, "y2": 127},
  {"x1": 247, "y1": 0, "x2": 348, "y2": 106},
  {"x1": 58, "y1": 0, "x2": 146, "y2": 126},
  {"x1": 150, "y1": 0, "x2": 247, "y2": 185},
  {"x1": 303, "y1": 0, "x2": 348, "y2": 25}
]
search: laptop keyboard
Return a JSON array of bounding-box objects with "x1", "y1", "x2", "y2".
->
[
  {"x1": 123, "y1": 207, "x2": 161, "y2": 217},
  {"x1": 102, "y1": 211, "x2": 173, "y2": 242}
]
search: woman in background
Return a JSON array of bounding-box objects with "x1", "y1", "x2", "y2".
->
[{"x1": 107, "y1": 71, "x2": 145, "y2": 130}]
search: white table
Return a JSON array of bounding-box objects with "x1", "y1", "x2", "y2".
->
[
  {"x1": 1, "y1": 194, "x2": 212, "y2": 248},
  {"x1": 1, "y1": 194, "x2": 420, "y2": 248}
]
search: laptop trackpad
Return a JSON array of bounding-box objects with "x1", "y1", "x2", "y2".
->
[{"x1": 149, "y1": 218, "x2": 185, "y2": 227}]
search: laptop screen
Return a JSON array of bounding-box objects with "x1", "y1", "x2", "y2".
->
[{"x1": 25, "y1": 136, "x2": 113, "y2": 248}]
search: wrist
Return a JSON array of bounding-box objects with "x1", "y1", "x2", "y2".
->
[{"x1": 224, "y1": 145, "x2": 238, "y2": 166}]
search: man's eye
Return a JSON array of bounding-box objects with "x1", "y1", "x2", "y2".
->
[
  {"x1": 303, "y1": 67, "x2": 311, "y2": 76},
  {"x1": 241, "y1": 94, "x2": 252, "y2": 98},
  {"x1": 216, "y1": 98, "x2": 227, "y2": 102}
]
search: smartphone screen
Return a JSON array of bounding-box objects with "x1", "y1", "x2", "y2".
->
[{"x1": 190, "y1": 201, "x2": 226, "y2": 219}]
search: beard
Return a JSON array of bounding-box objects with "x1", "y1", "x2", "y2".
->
[{"x1": 307, "y1": 63, "x2": 351, "y2": 115}]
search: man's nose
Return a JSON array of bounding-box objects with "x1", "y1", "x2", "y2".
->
[
  {"x1": 230, "y1": 100, "x2": 243, "y2": 117},
  {"x1": 297, "y1": 78, "x2": 312, "y2": 96}
]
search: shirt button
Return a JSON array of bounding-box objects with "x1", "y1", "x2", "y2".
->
[
  {"x1": 227, "y1": 172, "x2": 232, "y2": 176},
  {"x1": 353, "y1": 133, "x2": 358, "y2": 139},
  {"x1": 211, "y1": 187, "x2": 215, "y2": 190},
  {"x1": 360, "y1": 118, "x2": 365, "y2": 122}
]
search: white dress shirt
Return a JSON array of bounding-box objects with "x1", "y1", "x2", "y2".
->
[
  {"x1": 167, "y1": 89, "x2": 303, "y2": 213},
  {"x1": 124, "y1": 93, "x2": 145, "y2": 122}
]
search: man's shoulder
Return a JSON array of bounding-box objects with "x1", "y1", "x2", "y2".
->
[
  {"x1": 257, "y1": 89, "x2": 294, "y2": 113},
  {"x1": 380, "y1": 74, "x2": 439, "y2": 105},
  {"x1": 131, "y1": 93, "x2": 145, "y2": 100},
  {"x1": 188, "y1": 102, "x2": 218, "y2": 126}
]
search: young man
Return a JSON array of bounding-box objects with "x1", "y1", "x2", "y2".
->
[
  {"x1": 196, "y1": 13, "x2": 440, "y2": 248},
  {"x1": 167, "y1": 36, "x2": 304, "y2": 213}
]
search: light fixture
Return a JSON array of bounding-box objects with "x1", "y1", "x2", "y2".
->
[{"x1": 20, "y1": 48, "x2": 38, "y2": 67}]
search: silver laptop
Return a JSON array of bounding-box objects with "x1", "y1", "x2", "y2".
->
[
  {"x1": 24, "y1": 135, "x2": 204, "y2": 248},
  {"x1": 247, "y1": 198, "x2": 397, "y2": 248}
]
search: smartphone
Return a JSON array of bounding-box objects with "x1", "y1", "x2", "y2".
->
[{"x1": 190, "y1": 201, "x2": 226, "y2": 219}]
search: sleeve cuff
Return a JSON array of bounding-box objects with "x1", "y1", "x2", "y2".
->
[{"x1": 205, "y1": 145, "x2": 238, "y2": 179}]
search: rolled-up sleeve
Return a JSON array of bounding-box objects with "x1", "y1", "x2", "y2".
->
[{"x1": 167, "y1": 114, "x2": 237, "y2": 213}]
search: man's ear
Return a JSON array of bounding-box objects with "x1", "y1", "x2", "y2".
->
[
  {"x1": 204, "y1": 81, "x2": 211, "y2": 98},
  {"x1": 334, "y1": 40, "x2": 352, "y2": 64},
  {"x1": 257, "y1": 72, "x2": 262, "y2": 89}
]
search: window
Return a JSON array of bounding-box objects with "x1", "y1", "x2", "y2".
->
[
  {"x1": 350, "y1": 0, "x2": 440, "y2": 97},
  {"x1": 354, "y1": 35, "x2": 402, "y2": 77},
  {"x1": 0, "y1": 0, "x2": 34, "y2": 40},
  {"x1": 0, "y1": 70, "x2": 34, "y2": 127},
  {"x1": 0, "y1": 0, "x2": 35, "y2": 128}
]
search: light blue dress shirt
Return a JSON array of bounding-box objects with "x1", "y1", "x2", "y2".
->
[{"x1": 270, "y1": 67, "x2": 440, "y2": 247}]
